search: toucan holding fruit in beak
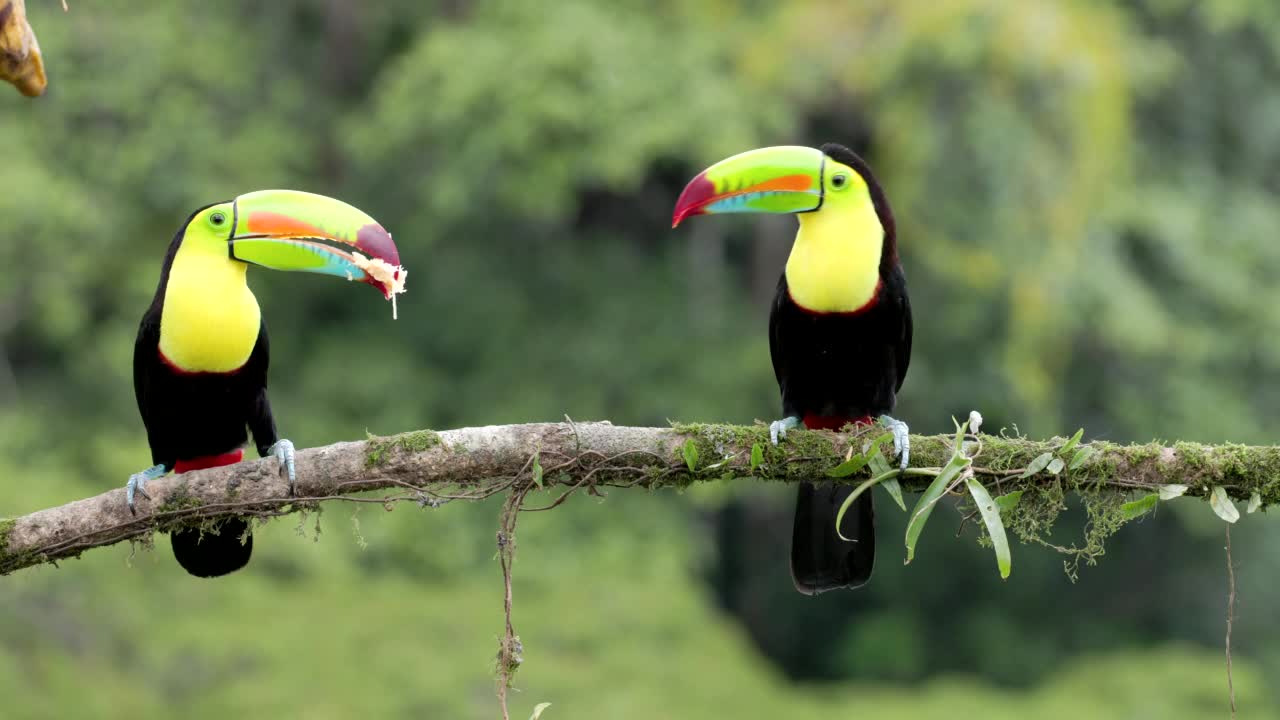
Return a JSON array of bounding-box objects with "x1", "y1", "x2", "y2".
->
[
  {"x1": 127, "y1": 189, "x2": 405, "y2": 578},
  {"x1": 673, "y1": 144, "x2": 912, "y2": 594}
]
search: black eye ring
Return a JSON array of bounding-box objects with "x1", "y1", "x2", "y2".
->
[
  {"x1": 210, "y1": 212, "x2": 226, "y2": 226},
  {"x1": 831, "y1": 174, "x2": 848, "y2": 189}
]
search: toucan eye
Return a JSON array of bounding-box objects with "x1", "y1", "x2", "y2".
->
[
  {"x1": 210, "y1": 212, "x2": 227, "y2": 227},
  {"x1": 831, "y1": 173, "x2": 849, "y2": 189}
]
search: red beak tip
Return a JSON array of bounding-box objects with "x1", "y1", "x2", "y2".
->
[
  {"x1": 365, "y1": 277, "x2": 393, "y2": 299},
  {"x1": 671, "y1": 206, "x2": 703, "y2": 228},
  {"x1": 671, "y1": 171, "x2": 715, "y2": 230}
]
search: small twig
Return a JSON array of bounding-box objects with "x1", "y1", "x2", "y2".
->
[
  {"x1": 1225, "y1": 525, "x2": 1237, "y2": 718},
  {"x1": 564, "y1": 414, "x2": 582, "y2": 454},
  {"x1": 522, "y1": 477, "x2": 592, "y2": 512},
  {"x1": 970, "y1": 467, "x2": 1029, "y2": 477},
  {"x1": 956, "y1": 508, "x2": 979, "y2": 537},
  {"x1": 903, "y1": 467, "x2": 946, "y2": 476}
]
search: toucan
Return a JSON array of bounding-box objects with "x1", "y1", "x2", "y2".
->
[
  {"x1": 673, "y1": 144, "x2": 912, "y2": 595},
  {"x1": 127, "y1": 189, "x2": 404, "y2": 578}
]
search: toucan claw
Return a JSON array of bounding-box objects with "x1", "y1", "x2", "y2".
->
[
  {"x1": 271, "y1": 439, "x2": 297, "y2": 495},
  {"x1": 125, "y1": 464, "x2": 167, "y2": 514},
  {"x1": 879, "y1": 415, "x2": 910, "y2": 469},
  {"x1": 770, "y1": 416, "x2": 803, "y2": 446}
]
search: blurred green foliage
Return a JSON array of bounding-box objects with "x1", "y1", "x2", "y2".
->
[{"x1": 4, "y1": 0, "x2": 1280, "y2": 717}]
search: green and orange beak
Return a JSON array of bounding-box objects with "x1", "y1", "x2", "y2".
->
[
  {"x1": 227, "y1": 189, "x2": 405, "y2": 299},
  {"x1": 671, "y1": 145, "x2": 826, "y2": 228}
]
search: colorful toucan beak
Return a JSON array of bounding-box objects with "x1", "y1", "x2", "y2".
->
[
  {"x1": 671, "y1": 146, "x2": 826, "y2": 228},
  {"x1": 227, "y1": 189, "x2": 406, "y2": 300}
]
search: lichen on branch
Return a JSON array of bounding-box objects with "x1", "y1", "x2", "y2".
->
[{"x1": 1, "y1": 420, "x2": 1277, "y2": 576}]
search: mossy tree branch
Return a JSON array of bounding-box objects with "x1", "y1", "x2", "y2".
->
[{"x1": 2, "y1": 420, "x2": 1278, "y2": 575}]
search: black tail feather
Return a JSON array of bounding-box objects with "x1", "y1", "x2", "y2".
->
[
  {"x1": 789, "y1": 482, "x2": 875, "y2": 594},
  {"x1": 170, "y1": 518, "x2": 253, "y2": 578}
]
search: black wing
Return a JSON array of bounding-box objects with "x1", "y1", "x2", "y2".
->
[
  {"x1": 890, "y1": 266, "x2": 912, "y2": 395},
  {"x1": 767, "y1": 273, "x2": 798, "y2": 417},
  {"x1": 132, "y1": 305, "x2": 178, "y2": 470},
  {"x1": 243, "y1": 317, "x2": 278, "y2": 458}
]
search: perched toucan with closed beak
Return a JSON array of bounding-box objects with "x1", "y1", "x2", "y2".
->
[
  {"x1": 127, "y1": 189, "x2": 405, "y2": 578},
  {"x1": 673, "y1": 144, "x2": 912, "y2": 594}
]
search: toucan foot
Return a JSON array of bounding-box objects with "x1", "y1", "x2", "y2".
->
[
  {"x1": 879, "y1": 415, "x2": 910, "y2": 469},
  {"x1": 126, "y1": 464, "x2": 167, "y2": 514},
  {"x1": 271, "y1": 440, "x2": 297, "y2": 495},
  {"x1": 769, "y1": 416, "x2": 803, "y2": 446}
]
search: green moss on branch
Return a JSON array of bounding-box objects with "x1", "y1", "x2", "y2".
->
[
  {"x1": 665, "y1": 423, "x2": 1280, "y2": 503},
  {"x1": 0, "y1": 517, "x2": 42, "y2": 572},
  {"x1": 366, "y1": 430, "x2": 443, "y2": 467},
  {"x1": 0, "y1": 518, "x2": 15, "y2": 558}
]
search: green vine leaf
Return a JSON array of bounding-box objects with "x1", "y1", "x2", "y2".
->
[
  {"x1": 681, "y1": 439, "x2": 698, "y2": 472},
  {"x1": 1060, "y1": 428, "x2": 1084, "y2": 456},
  {"x1": 966, "y1": 475, "x2": 1011, "y2": 579},
  {"x1": 835, "y1": 471, "x2": 897, "y2": 541},
  {"x1": 862, "y1": 432, "x2": 896, "y2": 477},
  {"x1": 881, "y1": 478, "x2": 907, "y2": 511},
  {"x1": 1068, "y1": 446, "x2": 1096, "y2": 470},
  {"x1": 1046, "y1": 458, "x2": 1065, "y2": 475},
  {"x1": 1248, "y1": 492, "x2": 1262, "y2": 514},
  {"x1": 749, "y1": 443, "x2": 763, "y2": 473},
  {"x1": 532, "y1": 454, "x2": 544, "y2": 490},
  {"x1": 1210, "y1": 486, "x2": 1239, "y2": 523},
  {"x1": 1020, "y1": 452, "x2": 1054, "y2": 478},
  {"x1": 905, "y1": 418, "x2": 973, "y2": 564},
  {"x1": 1120, "y1": 493, "x2": 1159, "y2": 519},
  {"x1": 867, "y1": 451, "x2": 892, "y2": 477},
  {"x1": 863, "y1": 432, "x2": 896, "y2": 458},
  {"x1": 529, "y1": 702, "x2": 552, "y2": 720},
  {"x1": 905, "y1": 455, "x2": 970, "y2": 563},
  {"x1": 1158, "y1": 484, "x2": 1188, "y2": 500},
  {"x1": 995, "y1": 490, "x2": 1024, "y2": 512},
  {"x1": 826, "y1": 454, "x2": 869, "y2": 478}
]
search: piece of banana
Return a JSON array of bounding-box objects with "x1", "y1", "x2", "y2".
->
[{"x1": 0, "y1": 0, "x2": 47, "y2": 97}]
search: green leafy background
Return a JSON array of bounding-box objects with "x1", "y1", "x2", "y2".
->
[{"x1": 4, "y1": 1, "x2": 1280, "y2": 717}]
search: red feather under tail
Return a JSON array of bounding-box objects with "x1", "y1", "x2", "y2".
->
[{"x1": 173, "y1": 449, "x2": 244, "y2": 474}]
